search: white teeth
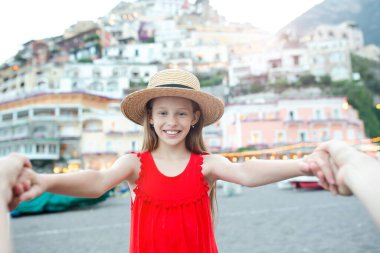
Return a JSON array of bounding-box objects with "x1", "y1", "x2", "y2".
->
[{"x1": 165, "y1": 130, "x2": 179, "y2": 134}]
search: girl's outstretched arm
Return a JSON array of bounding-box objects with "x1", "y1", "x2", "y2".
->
[
  {"x1": 19, "y1": 153, "x2": 139, "y2": 201},
  {"x1": 203, "y1": 154, "x2": 334, "y2": 188}
]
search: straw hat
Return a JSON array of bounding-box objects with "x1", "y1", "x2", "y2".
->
[{"x1": 121, "y1": 69, "x2": 224, "y2": 126}]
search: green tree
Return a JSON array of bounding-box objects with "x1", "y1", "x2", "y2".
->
[
  {"x1": 299, "y1": 74, "x2": 316, "y2": 86},
  {"x1": 319, "y1": 74, "x2": 332, "y2": 86},
  {"x1": 351, "y1": 54, "x2": 380, "y2": 95},
  {"x1": 196, "y1": 71, "x2": 225, "y2": 87},
  {"x1": 330, "y1": 81, "x2": 380, "y2": 138}
]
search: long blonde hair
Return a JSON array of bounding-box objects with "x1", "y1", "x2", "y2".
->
[{"x1": 141, "y1": 98, "x2": 217, "y2": 221}]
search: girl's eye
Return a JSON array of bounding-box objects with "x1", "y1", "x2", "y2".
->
[
  {"x1": 158, "y1": 112, "x2": 167, "y2": 116},
  {"x1": 178, "y1": 112, "x2": 187, "y2": 116}
]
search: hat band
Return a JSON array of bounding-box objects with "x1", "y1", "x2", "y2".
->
[{"x1": 156, "y1": 84, "x2": 194, "y2": 89}]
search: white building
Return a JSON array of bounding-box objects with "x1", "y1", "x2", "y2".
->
[
  {"x1": 103, "y1": 43, "x2": 164, "y2": 64},
  {"x1": 61, "y1": 61, "x2": 160, "y2": 98},
  {"x1": 304, "y1": 22, "x2": 364, "y2": 81},
  {"x1": 228, "y1": 45, "x2": 309, "y2": 86},
  {"x1": 356, "y1": 44, "x2": 380, "y2": 62}
]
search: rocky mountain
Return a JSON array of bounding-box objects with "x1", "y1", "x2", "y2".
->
[{"x1": 279, "y1": 0, "x2": 380, "y2": 46}]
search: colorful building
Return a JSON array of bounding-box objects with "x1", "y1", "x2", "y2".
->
[{"x1": 204, "y1": 97, "x2": 366, "y2": 155}]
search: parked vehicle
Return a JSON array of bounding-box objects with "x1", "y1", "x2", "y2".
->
[{"x1": 277, "y1": 176, "x2": 322, "y2": 190}]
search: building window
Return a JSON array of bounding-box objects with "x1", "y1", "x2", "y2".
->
[
  {"x1": 314, "y1": 109, "x2": 324, "y2": 120},
  {"x1": 293, "y1": 55, "x2": 300, "y2": 66},
  {"x1": 289, "y1": 111, "x2": 295, "y2": 121},
  {"x1": 107, "y1": 82, "x2": 118, "y2": 91},
  {"x1": 89, "y1": 81, "x2": 102, "y2": 91},
  {"x1": 333, "y1": 131, "x2": 343, "y2": 140},
  {"x1": 60, "y1": 108, "x2": 78, "y2": 117},
  {"x1": 131, "y1": 141, "x2": 136, "y2": 151},
  {"x1": 320, "y1": 130, "x2": 329, "y2": 141},
  {"x1": 34, "y1": 108, "x2": 55, "y2": 117},
  {"x1": 316, "y1": 110, "x2": 321, "y2": 119},
  {"x1": 298, "y1": 131, "x2": 307, "y2": 142},
  {"x1": 49, "y1": 144, "x2": 57, "y2": 154},
  {"x1": 347, "y1": 129, "x2": 355, "y2": 140},
  {"x1": 106, "y1": 141, "x2": 112, "y2": 151},
  {"x1": 269, "y1": 59, "x2": 282, "y2": 68},
  {"x1": 333, "y1": 108, "x2": 340, "y2": 119},
  {"x1": 250, "y1": 131, "x2": 261, "y2": 144},
  {"x1": 17, "y1": 110, "x2": 29, "y2": 119},
  {"x1": 2, "y1": 113, "x2": 13, "y2": 121},
  {"x1": 275, "y1": 130, "x2": 286, "y2": 143},
  {"x1": 24, "y1": 144, "x2": 32, "y2": 154},
  {"x1": 36, "y1": 144, "x2": 45, "y2": 154}
]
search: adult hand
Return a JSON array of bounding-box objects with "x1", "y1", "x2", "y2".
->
[
  {"x1": 0, "y1": 153, "x2": 32, "y2": 210},
  {"x1": 315, "y1": 140, "x2": 380, "y2": 227},
  {"x1": 304, "y1": 149, "x2": 338, "y2": 195},
  {"x1": 315, "y1": 140, "x2": 372, "y2": 196}
]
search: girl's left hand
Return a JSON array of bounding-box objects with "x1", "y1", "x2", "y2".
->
[{"x1": 303, "y1": 150, "x2": 339, "y2": 195}]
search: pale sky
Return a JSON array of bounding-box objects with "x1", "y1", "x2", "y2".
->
[{"x1": 0, "y1": 0, "x2": 323, "y2": 64}]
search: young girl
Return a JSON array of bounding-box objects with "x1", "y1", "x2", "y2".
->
[{"x1": 16, "y1": 69, "x2": 335, "y2": 253}]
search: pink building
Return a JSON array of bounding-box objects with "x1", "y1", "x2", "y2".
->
[{"x1": 204, "y1": 97, "x2": 365, "y2": 152}]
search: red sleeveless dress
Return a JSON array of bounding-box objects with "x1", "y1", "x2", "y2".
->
[{"x1": 130, "y1": 152, "x2": 218, "y2": 253}]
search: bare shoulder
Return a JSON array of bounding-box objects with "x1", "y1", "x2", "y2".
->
[
  {"x1": 203, "y1": 153, "x2": 229, "y2": 165},
  {"x1": 202, "y1": 154, "x2": 231, "y2": 179},
  {"x1": 112, "y1": 153, "x2": 140, "y2": 172}
]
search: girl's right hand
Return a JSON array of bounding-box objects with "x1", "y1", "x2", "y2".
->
[{"x1": 14, "y1": 169, "x2": 46, "y2": 202}]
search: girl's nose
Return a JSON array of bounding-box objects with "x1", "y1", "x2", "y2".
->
[{"x1": 167, "y1": 114, "x2": 177, "y2": 126}]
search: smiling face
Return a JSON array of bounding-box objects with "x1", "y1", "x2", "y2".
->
[{"x1": 149, "y1": 96, "x2": 200, "y2": 149}]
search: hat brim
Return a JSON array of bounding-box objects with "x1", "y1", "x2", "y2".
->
[{"x1": 120, "y1": 87, "x2": 224, "y2": 126}]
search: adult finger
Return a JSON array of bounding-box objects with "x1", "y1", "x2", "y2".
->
[
  {"x1": 19, "y1": 185, "x2": 41, "y2": 202},
  {"x1": 317, "y1": 171, "x2": 329, "y2": 190},
  {"x1": 326, "y1": 157, "x2": 338, "y2": 195},
  {"x1": 312, "y1": 150, "x2": 336, "y2": 186},
  {"x1": 309, "y1": 160, "x2": 327, "y2": 185},
  {"x1": 318, "y1": 179, "x2": 329, "y2": 191},
  {"x1": 8, "y1": 197, "x2": 21, "y2": 211},
  {"x1": 12, "y1": 183, "x2": 24, "y2": 196},
  {"x1": 328, "y1": 156, "x2": 353, "y2": 196}
]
